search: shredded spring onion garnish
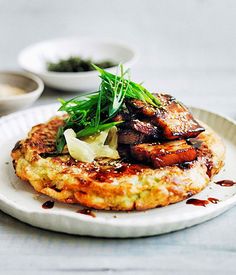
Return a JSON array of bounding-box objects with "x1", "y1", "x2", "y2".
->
[{"x1": 56, "y1": 64, "x2": 161, "y2": 153}]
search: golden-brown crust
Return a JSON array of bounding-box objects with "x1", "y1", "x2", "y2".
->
[{"x1": 11, "y1": 116, "x2": 225, "y2": 211}]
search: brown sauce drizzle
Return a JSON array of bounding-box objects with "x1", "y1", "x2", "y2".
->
[
  {"x1": 205, "y1": 160, "x2": 213, "y2": 178},
  {"x1": 215, "y1": 180, "x2": 236, "y2": 187},
  {"x1": 91, "y1": 163, "x2": 144, "y2": 182},
  {"x1": 42, "y1": 200, "x2": 54, "y2": 209},
  {"x1": 208, "y1": 197, "x2": 219, "y2": 204},
  {"x1": 78, "y1": 208, "x2": 96, "y2": 218},
  {"x1": 186, "y1": 198, "x2": 209, "y2": 207},
  {"x1": 186, "y1": 197, "x2": 220, "y2": 206}
]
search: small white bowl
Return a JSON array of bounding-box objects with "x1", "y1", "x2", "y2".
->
[
  {"x1": 0, "y1": 72, "x2": 44, "y2": 116},
  {"x1": 18, "y1": 37, "x2": 138, "y2": 92}
]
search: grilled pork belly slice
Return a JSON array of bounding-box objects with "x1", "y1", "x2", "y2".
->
[
  {"x1": 118, "y1": 129, "x2": 146, "y2": 144},
  {"x1": 126, "y1": 98, "x2": 157, "y2": 117},
  {"x1": 130, "y1": 140, "x2": 197, "y2": 168},
  {"x1": 130, "y1": 119, "x2": 160, "y2": 138},
  {"x1": 153, "y1": 94, "x2": 205, "y2": 140},
  {"x1": 126, "y1": 94, "x2": 205, "y2": 140},
  {"x1": 118, "y1": 120, "x2": 160, "y2": 144}
]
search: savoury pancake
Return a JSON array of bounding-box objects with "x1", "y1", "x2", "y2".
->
[{"x1": 11, "y1": 116, "x2": 225, "y2": 211}]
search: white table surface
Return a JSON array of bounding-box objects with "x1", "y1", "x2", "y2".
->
[{"x1": 1, "y1": 0, "x2": 236, "y2": 274}]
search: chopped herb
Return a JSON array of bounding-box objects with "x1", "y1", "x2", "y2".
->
[
  {"x1": 47, "y1": 56, "x2": 116, "y2": 73},
  {"x1": 55, "y1": 126, "x2": 66, "y2": 153}
]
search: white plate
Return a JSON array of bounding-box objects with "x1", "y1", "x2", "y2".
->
[{"x1": 0, "y1": 104, "x2": 236, "y2": 238}]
